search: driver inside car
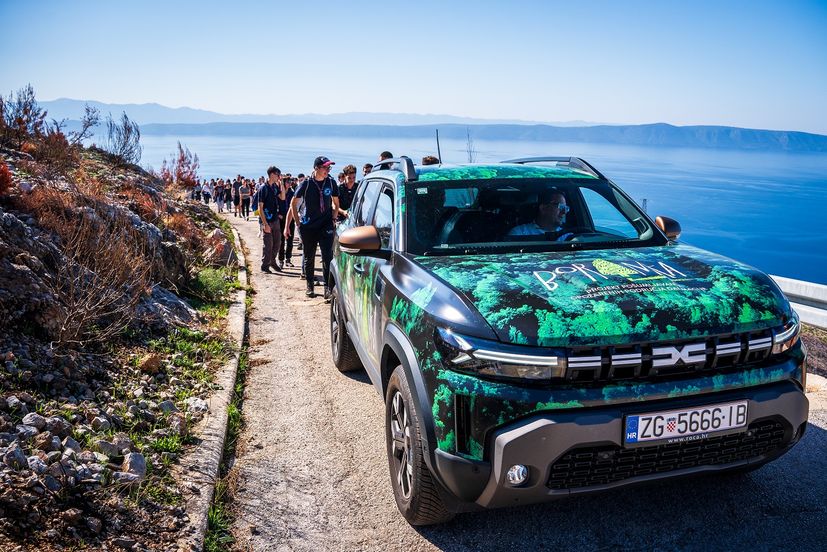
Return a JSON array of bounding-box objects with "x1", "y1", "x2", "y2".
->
[{"x1": 507, "y1": 189, "x2": 574, "y2": 240}]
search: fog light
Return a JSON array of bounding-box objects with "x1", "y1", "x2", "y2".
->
[{"x1": 506, "y1": 464, "x2": 528, "y2": 486}]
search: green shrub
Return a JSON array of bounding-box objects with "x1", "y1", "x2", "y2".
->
[{"x1": 192, "y1": 267, "x2": 233, "y2": 302}]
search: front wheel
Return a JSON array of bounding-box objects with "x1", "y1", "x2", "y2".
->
[{"x1": 385, "y1": 366, "x2": 453, "y2": 526}]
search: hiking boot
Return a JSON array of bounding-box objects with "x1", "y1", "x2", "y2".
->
[
  {"x1": 300, "y1": 272, "x2": 306, "y2": 280},
  {"x1": 305, "y1": 287, "x2": 315, "y2": 298},
  {"x1": 285, "y1": 260, "x2": 294, "y2": 267},
  {"x1": 261, "y1": 265, "x2": 271, "y2": 273},
  {"x1": 271, "y1": 262, "x2": 283, "y2": 272},
  {"x1": 323, "y1": 287, "x2": 332, "y2": 303}
]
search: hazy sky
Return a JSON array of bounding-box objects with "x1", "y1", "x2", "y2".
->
[{"x1": 2, "y1": 0, "x2": 826, "y2": 133}]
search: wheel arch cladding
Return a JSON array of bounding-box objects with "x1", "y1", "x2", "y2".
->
[{"x1": 384, "y1": 323, "x2": 440, "y2": 475}]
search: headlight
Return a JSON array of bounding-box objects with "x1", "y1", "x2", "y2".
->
[
  {"x1": 435, "y1": 327, "x2": 567, "y2": 381},
  {"x1": 772, "y1": 311, "x2": 800, "y2": 354}
]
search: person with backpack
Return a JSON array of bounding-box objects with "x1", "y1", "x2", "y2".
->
[
  {"x1": 277, "y1": 176, "x2": 297, "y2": 267},
  {"x1": 285, "y1": 156, "x2": 339, "y2": 299},
  {"x1": 259, "y1": 166, "x2": 286, "y2": 273}
]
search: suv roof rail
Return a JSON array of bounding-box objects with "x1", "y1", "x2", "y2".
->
[
  {"x1": 372, "y1": 156, "x2": 418, "y2": 181},
  {"x1": 502, "y1": 156, "x2": 606, "y2": 179}
]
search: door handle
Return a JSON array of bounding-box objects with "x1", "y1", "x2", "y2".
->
[
  {"x1": 374, "y1": 278, "x2": 384, "y2": 298},
  {"x1": 354, "y1": 263, "x2": 365, "y2": 274}
]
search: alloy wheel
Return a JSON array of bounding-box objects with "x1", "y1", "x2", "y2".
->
[
  {"x1": 331, "y1": 293, "x2": 340, "y2": 359},
  {"x1": 390, "y1": 391, "x2": 414, "y2": 499}
]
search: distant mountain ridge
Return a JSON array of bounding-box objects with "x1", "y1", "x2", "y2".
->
[
  {"x1": 42, "y1": 98, "x2": 586, "y2": 126},
  {"x1": 134, "y1": 121, "x2": 827, "y2": 152},
  {"x1": 46, "y1": 99, "x2": 827, "y2": 152}
]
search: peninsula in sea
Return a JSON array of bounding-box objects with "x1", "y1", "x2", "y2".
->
[{"x1": 43, "y1": 98, "x2": 827, "y2": 152}]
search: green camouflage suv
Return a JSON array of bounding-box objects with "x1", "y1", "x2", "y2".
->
[{"x1": 329, "y1": 156, "x2": 808, "y2": 525}]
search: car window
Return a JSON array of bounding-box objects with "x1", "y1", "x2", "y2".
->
[
  {"x1": 354, "y1": 180, "x2": 382, "y2": 227},
  {"x1": 445, "y1": 188, "x2": 477, "y2": 208},
  {"x1": 580, "y1": 188, "x2": 638, "y2": 238},
  {"x1": 405, "y1": 178, "x2": 663, "y2": 255},
  {"x1": 373, "y1": 189, "x2": 393, "y2": 248}
]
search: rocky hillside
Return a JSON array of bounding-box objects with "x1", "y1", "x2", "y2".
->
[{"x1": 0, "y1": 144, "x2": 238, "y2": 550}]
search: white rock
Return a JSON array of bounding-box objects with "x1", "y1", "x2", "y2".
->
[{"x1": 184, "y1": 397, "x2": 208, "y2": 413}]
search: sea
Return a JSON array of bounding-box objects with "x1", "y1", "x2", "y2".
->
[{"x1": 139, "y1": 134, "x2": 827, "y2": 284}]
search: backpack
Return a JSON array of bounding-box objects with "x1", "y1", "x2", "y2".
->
[{"x1": 251, "y1": 189, "x2": 260, "y2": 216}]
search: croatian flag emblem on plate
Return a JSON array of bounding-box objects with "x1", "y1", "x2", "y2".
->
[{"x1": 666, "y1": 417, "x2": 677, "y2": 433}]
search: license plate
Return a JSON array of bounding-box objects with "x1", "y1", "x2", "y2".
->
[{"x1": 624, "y1": 400, "x2": 748, "y2": 446}]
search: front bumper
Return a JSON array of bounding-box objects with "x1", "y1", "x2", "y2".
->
[{"x1": 435, "y1": 380, "x2": 808, "y2": 509}]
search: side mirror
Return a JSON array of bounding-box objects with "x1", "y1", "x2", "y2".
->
[
  {"x1": 339, "y1": 225, "x2": 390, "y2": 258},
  {"x1": 656, "y1": 215, "x2": 682, "y2": 240}
]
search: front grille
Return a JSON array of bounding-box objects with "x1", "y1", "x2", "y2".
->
[
  {"x1": 547, "y1": 420, "x2": 787, "y2": 490},
  {"x1": 566, "y1": 328, "x2": 773, "y2": 383}
]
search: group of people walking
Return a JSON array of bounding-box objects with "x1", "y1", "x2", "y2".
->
[
  {"x1": 197, "y1": 153, "x2": 392, "y2": 301},
  {"x1": 193, "y1": 175, "x2": 260, "y2": 219}
]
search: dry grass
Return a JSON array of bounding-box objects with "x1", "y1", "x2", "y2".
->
[
  {"x1": 166, "y1": 211, "x2": 204, "y2": 251},
  {"x1": 18, "y1": 183, "x2": 154, "y2": 348}
]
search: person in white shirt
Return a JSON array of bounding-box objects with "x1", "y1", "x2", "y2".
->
[{"x1": 508, "y1": 190, "x2": 573, "y2": 241}]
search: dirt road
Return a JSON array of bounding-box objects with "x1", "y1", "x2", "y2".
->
[{"x1": 224, "y1": 213, "x2": 827, "y2": 552}]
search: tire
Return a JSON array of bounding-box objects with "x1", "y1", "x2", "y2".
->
[
  {"x1": 385, "y1": 365, "x2": 454, "y2": 526},
  {"x1": 330, "y1": 283, "x2": 362, "y2": 372}
]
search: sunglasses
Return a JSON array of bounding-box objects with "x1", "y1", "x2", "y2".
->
[{"x1": 549, "y1": 202, "x2": 570, "y2": 214}]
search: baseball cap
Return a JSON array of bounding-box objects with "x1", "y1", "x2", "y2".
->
[{"x1": 313, "y1": 156, "x2": 335, "y2": 169}]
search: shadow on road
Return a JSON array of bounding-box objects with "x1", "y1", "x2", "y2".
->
[
  {"x1": 415, "y1": 422, "x2": 827, "y2": 551},
  {"x1": 341, "y1": 369, "x2": 372, "y2": 386}
]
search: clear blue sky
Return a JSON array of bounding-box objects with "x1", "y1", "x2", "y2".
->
[{"x1": 2, "y1": 0, "x2": 826, "y2": 133}]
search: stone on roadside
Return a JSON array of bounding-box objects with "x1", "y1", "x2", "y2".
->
[
  {"x1": 43, "y1": 474, "x2": 62, "y2": 492},
  {"x1": 22, "y1": 412, "x2": 46, "y2": 430},
  {"x1": 86, "y1": 516, "x2": 103, "y2": 534},
  {"x1": 63, "y1": 436, "x2": 82, "y2": 454},
  {"x1": 45, "y1": 450, "x2": 62, "y2": 464},
  {"x1": 112, "y1": 432, "x2": 133, "y2": 454},
  {"x1": 184, "y1": 396, "x2": 208, "y2": 414},
  {"x1": 18, "y1": 392, "x2": 35, "y2": 404},
  {"x1": 158, "y1": 400, "x2": 178, "y2": 414},
  {"x1": 33, "y1": 431, "x2": 61, "y2": 452},
  {"x1": 91, "y1": 416, "x2": 111, "y2": 432},
  {"x1": 139, "y1": 353, "x2": 162, "y2": 374},
  {"x1": 95, "y1": 439, "x2": 120, "y2": 458},
  {"x1": 168, "y1": 412, "x2": 187, "y2": 437},
  {"x1": 27, "y1": 455, "x2": 48, "y2": 474},
  {"x1": 122, "y1": 452, "x2": 146, "y2": 478},
  {"x1": 3, "y1": 443, "x2": 28, "y2": 470},
  {"x1": 77, "y1": 450, "x2": 97, "y2": 463},
  {"x1": 6, "y1": 396, "x2": 28, "y2": 414},
  {"x1": 112, "y1": 471, "x2": 141, "y2": 485},
  {"x1": 113, "y1": 536, "x2": 137, "y2": 550},
  {"x1": 62, "y1": 507, "x2": 83, "y2": 526},
  {"x1": 16, "y1": 424, "x2": 40, "y2": 440},
  {"x1": 45, "y1": 416, "x2": 71, "y2": 438}
]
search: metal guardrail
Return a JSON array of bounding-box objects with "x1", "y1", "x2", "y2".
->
[{"x1": 771, "y1": 275, "x2": 827, "y2": 330}]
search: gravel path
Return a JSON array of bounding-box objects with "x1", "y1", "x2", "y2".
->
[{"x1": 225, "y1": 213, "x2": 827, "y2": 552}]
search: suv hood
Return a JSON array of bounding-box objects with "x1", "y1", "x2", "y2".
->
[{"x1": 415, "y1": 244, "x2": 791, "y2": 347}]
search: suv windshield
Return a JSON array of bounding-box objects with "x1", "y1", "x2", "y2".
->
[{"x1": 406, "y1": 178, "x2": 665, "y2": 255}]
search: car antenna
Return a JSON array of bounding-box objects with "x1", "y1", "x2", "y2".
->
[{"x1": 435, "y1": 128, "x2": 443, "y2": 164}]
